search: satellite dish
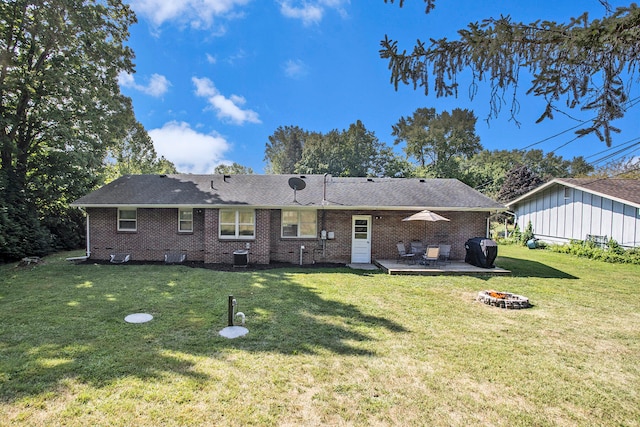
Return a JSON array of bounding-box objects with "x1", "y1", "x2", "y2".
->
[
  {"x1": 288, "y1": 177, "x2": 306, "y2": 203},
  {"x1": 288, "y1": 177, "x2": 306, "y2": 191}
]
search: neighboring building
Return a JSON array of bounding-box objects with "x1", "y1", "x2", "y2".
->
[
  {"x1": 71, "y1": 174, "x2": 505, "y2": 264},
  {"x1": 506, "y1": 178, "x2": 640, "y2": 248}
]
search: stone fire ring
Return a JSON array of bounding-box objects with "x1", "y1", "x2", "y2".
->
[{"x1": 477, "y1": 290, "x2": 531, "y2": 309}]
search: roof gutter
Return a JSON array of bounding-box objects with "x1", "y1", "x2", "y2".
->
[{"x1": 71, "y1": 203, "x2": 506, "y2": 212}]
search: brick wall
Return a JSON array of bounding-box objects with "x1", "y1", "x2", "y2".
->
[
  {"x1": 204, "y1": 209, "x2": 271, "y2": 264},
  {"x1": 270, "y1": 209, "x2": 489, "y2": 263},
  {"x1": 269, "y1": 210, "x2": 325, "y2": 264},
  {"x1": 87, "y1": 207, "x2": 205, "y2": 261},
  {"x1": 370, "y1": 210, "x2": 488, "y2": 260},
  {"x1": 87, "y1": 207, "x2": 489, "y2": 264}
]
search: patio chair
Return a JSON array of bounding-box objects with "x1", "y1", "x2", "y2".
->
[
  {"x1": 438, "y1": 244, "x2": 451, "y2": 264},
  {"x1": 410, "y1": 241, "x2": 425, "y2": 257},
  {"x1": 422, "y1": 245, "x2": 440, "y2": 267},
  {"x1": 397, "y1": 242, "x2": 416, "y2": 264}
]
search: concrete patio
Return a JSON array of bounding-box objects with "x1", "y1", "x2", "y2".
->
[{"x1": 373, "y1": 259, "x2": 511, "y2": 276}]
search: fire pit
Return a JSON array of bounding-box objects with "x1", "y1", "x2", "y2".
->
[{"x1": 477, "y1": 290, "x2": 530, "y2": 309}]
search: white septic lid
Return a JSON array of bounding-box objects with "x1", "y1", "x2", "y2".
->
[
  {"x1": 124, "y1": 313, "x2": 153, "y2": 323},
  {"x1": 219, "y1": 326, "x2": 249, "y2": 338}
]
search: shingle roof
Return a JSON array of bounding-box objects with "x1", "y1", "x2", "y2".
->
[
  {"x1": 71, "y1": 174, "x2": 505, "y2": 211},
  {"x1": 505, "y1": 178, "x2": 640, "y2": 208},
  {"x1": 557, "y1": 178, "x2": 640, "y2": 206}
]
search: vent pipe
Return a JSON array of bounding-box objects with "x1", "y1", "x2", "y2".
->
[{"x1": 323, "y1": 173, "x2": 328, "y2": 205}]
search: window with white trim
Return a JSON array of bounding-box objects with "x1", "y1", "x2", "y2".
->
[
  {"x1": 281, "y1": 210, "x2": 317, "y2": 238},
  {"x1": 219, "y1": 209, "x2": 255, "y2": 239},
  {"x1": 178, "y1": 208, "x2": 193, "y2": 232},
  {"x1": 118, "y1": 208, "x2": 137, "y2": 231}
]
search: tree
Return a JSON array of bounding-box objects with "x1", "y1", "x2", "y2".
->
[
  {"x1": 0, "y1": 0, "x2": 137, "y2": 259},
  {"x1": 265, "y1": 121, "x2": 406, "y2": 177},
  {"x1": 104, "y1": 120, "x2": 177, "y2": 183},
  {"x1": 295, "y1": 120, "x2": 404, "y2": 177},
  {"x1": 461, "y1": 149, "x2": 522, "y2": 197},
  {"x1": 214, "y1": 162, "x2": 254, "y2": 174},
  {"x1": 381, "y1": 1, "x2": 640, "y2": 145},
  {"x1": 264, "y1": 126, "x2": 305, "y2": 174},
  {"x1": 392, "y1": 107, "x2": 482, "y2": 179},
  {"x1": 567, "y1": 156, "x2": 594, "y2": 178},
  {"x1": 592, "y1": 156, "x2": 640, "y2": 178},
  {"x1": 496, "y1": 164, "x2": 544, "y2": 202},
  {"x1": 462, "y1": 149, "x2": 593, "y2": 198}
]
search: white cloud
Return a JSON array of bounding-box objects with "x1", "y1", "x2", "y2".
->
[
  {"x1": 279, "y1": 2, "x2": 323, "y2": 25},
  {"x1": 118, "y1": 72, "x2": 171, "y2": 97},
  {"x1": 129, "y1": 0, "x2": 251, "y2": 29},
  {"x1": 206, "y1": 53, "x2": 217, "y2": 64},
  {"x1": 278, "y1": 0, "x2": 349, "y2": 25},
  {"x1": 192, "y1": 77, "x2": 261, "y2": 125},
  {"x1": 148, "y1": 121, "x2": 231, "y2": 174},
  {"x1": 283, "y1": 59, "x2": 309, "y2": 79}
]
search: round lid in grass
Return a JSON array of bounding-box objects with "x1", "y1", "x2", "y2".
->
[{"x1": 124, "y1": 313, "x2": 153, "y2": 323}]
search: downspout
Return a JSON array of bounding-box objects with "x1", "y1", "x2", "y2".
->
[
  {"x1": 321, "y1": 173, "x2": 329, "y2": 257},
  {"x1": 486, "y1": 210, "x2": 517, "y2": 239},
  {"x1": 503, "y1": 211, "x2": 517, "y2": 238},
  {"x1": 86, "y1": 210, "x2": 91, "y2": 257},
  {"x1": 486, "y1": 215, "x2": 491, "y2": 239}
]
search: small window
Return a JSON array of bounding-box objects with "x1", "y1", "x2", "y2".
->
[
  {"x1": 178, "y1": 208, "x2": 193, "y2": 232},
  {"x1": 118, "y1": 208, "x2": 137, "y2": 231},
  {"x1": 219, "y1": 209, "x2": 255, "y2": 239},
  {"x1": 282, "y1": 210, "x2": 317, "y2": 238},
  {"x1": 564, "y1": 187, "x2": 572, "y2": 199}
]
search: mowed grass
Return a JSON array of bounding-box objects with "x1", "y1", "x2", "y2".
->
[{"x1": 1, "y1": 246, "x2": 639, "y2": 426}]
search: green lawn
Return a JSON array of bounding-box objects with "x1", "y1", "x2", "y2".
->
[{"x1": 1, "y1": 247, "x2": 639, "y2": 426}]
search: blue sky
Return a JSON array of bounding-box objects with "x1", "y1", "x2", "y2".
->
[{"x1": 119, "y1": 0, "x2": 639, "y2": 174}]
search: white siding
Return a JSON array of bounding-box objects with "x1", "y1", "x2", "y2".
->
[
  {"x1": 600, "y1": 197, "x2": 615, "y2": 239},
  {"x1": 556, "y1": 189, "x2": 565, "y2": 238},
  {"x1": 513, "y1": 183, "x2": 640, "y2": 247},
  {"x1": 591, "y1": 195, "x2": 603, "y2": 236},
  {"x1": 581, "y1": 192, "x2": 592, "y2": 240}
]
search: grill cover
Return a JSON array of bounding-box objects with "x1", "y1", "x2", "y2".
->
[{"x1": 464, "y1": 238, "x2": 498, "y2": 268}]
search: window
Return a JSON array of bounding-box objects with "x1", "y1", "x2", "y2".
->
[
  {"x1": 219, "y1": 209, "x2": 255, "y2": 239},
  {"x1": 118, "y1": 208, "x2": 137, "y2": 231},
  {"x1": 564, "y1": 187, "x2": 572, "y2": 199},
  {"x1": 178, "y1": 208, "x2": 193, "y2": 232},
  {"x1": 282, "y1": 210, "x2": 317, "y2": 238}
]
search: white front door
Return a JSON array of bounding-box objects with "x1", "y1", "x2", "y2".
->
[{"x1": 351, "y1": 215, "x2": 372, "y2": 263}]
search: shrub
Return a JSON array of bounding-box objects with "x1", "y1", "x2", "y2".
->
[
  {"x1": 549, "y1": 238, "x2": 640, "y2": 265},
  {"x1": 520, "y1": 221, "x2": 535, "y2": 246}
]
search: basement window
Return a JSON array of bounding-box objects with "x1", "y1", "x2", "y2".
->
[{"x1": 118, "y1": 208, "x2": 137, "y2": 231}]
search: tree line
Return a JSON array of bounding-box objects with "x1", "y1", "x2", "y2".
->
[{"x1": 261, "y1": 108, "x2": 598, "y2": 198}]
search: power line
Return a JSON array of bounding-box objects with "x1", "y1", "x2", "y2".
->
[
  {"x1": 585, "y1": 137, "x2": 640, "y2": 160},
  {"x1": 589, "y1": 138, "x2": 640, "y2": 165},
  {"x1": 518, "y1": 95, "x2": 640, "y2": 152},
  {"x1": 521, "y1": 123, "x2": 585, "y2": 150}
]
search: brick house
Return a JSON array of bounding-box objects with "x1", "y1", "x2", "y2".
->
[{"x1": 71, "y1": 174, "x2": 505, "y2": 264}]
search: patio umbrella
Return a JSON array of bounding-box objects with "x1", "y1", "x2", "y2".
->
[
  {"x1": 402, "y1": 210, "x2": 450, "y2": 223},
  {"x1": 402, "y1": 210, "x2": 450, "y2": 248}
]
